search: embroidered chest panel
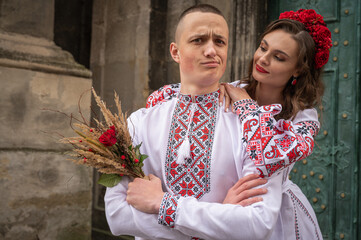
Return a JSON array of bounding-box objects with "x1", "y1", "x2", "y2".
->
[{"x1": 165, "y1": 93, "x2": 219, "y2": 199}]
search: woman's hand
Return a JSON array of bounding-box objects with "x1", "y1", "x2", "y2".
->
[
  {"x1": 219, "y1": 83, "x2": 231, "y2": 112},
  {"x1": 126, "y1": 174, "x2": 164, "y2": 214},
  {"x1": 223, "y1": 173, "x2": 268, "y2": 206},
  {"x1": 219, "y1": 83, "x2": 252, "y2": 112}
]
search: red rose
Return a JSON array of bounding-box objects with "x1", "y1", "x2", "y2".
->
[
  {"x1": 279, "y1": 11, "x2": 296, "y2": 20},
  {"x1": 315, "y1": 50, "x2": 329, "y2": 69},
  {"x1": 311, "y1": 25, "x2": 331, "y2": 40},
  {"x1": 99, "y1": 126, "x2": 117, "y2": 146}
]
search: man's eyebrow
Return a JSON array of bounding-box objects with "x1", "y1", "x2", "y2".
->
[
  {"x1": 213, "y1": 33, "x2": 226, "y2": 40},
  {"x1": 188, "y1": 33, "x2": 209, "y2": 39},
  {"x1": 189, "y1": 33, "x2": 227, "y2": 39},
  {"x1": 262, "y1": 39, "x2": 290, "y2": 57},
  {"x1": 213, "y1": 33, "x2": 228, "y2": 42}
]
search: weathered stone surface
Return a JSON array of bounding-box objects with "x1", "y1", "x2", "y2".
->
[
  {"x1": 91, "y1": 0, "x2": 151, "y2": 113},
  {"x1": 0, "y1": 66, "x2": 92, "y2": 150},
  {"x1": 0, "y1": 0, "x2": 54, "y2": 40},
  {"x1": 0, "y1": 151, "x2": 92, "y2": 240},
  {"x1": 0, "y1": 31, "x2": 92, "y2": 78},
  {"x1": 230, "y1": 0, "x2": 268, "y2": 80}
]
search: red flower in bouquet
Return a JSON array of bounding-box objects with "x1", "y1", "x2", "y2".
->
[{"x1": 99, "y1": 126, "x2": 117, "y2": 146}]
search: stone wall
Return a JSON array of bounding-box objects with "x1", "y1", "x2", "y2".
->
[
  {"x1": 90, "y1": 1, "x2": 152, "y2": 235},
  {"x1": 0, "y1": 0, "x2": 93, "y2": 239},
  {"x1": 91, "y1": 0, "x2": 151, "y2": 114}
]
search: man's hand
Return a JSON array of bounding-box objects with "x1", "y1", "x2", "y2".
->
[
  {"x1": 126, "y1": 174, "x2": 164, "y2": 214},
  {"x1": 223, "y1": 173, "x2": 268, "y2": 206}
]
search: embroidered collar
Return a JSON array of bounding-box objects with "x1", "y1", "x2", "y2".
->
[{"x1": 177, "y1": 90, "x2": 220, "y2": 104}]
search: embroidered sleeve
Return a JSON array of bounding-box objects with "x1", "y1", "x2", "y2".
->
[
  {"x1": 234, "y1": 99, "x2": 320, "y2": 178},
  {"x1": 158, "y1": 192, "x2": 180, "y2": 228},
  {"x1": 146, "y1": 83, "x2": 180, "y2": 108}
]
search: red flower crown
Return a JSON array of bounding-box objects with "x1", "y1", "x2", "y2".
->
[{"x1": 279, "y1": 9, "x2": 332, "y2": 69}]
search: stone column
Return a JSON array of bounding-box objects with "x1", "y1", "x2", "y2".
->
[
  {"x1": 91, "y1": 0, "x2": 151, "y2": 113},
  {"x1": 0, "y1": 0, "x2": 93, "y2": 239},
  {"x1": 90, "y1": 0, "x2": 151, "y2": 235},
  {"x1": 230, "y1": 0, "x2": 268, "y2": 81}
]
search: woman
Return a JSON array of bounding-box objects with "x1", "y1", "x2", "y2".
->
[{"x1": 144, "y1": 9, "x2": 331, "y2": 239}]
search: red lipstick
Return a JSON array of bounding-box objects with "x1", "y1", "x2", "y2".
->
[{"x1": 256, "y1": 64, "x2": 269, "y2": 73}]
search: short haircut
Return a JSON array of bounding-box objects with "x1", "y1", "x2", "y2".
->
[
  {"x1": 174, "y1": 4, "x2": 226, "y2": 41},
  {"x1": 178, "y1": 4, "x2": 225, "y2": 22}
]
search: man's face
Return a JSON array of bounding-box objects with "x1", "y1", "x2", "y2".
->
[{"x1": 171, "y1": 12, "x2": 229, "y2": 89}]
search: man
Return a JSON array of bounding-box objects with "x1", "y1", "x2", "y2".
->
[{"x1": 105, "y1": 4, "x2": 281, "y2": 239}]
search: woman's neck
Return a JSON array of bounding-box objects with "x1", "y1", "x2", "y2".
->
[{"x1": 255, "y1": 83, "x2": 284, "y2": 106}]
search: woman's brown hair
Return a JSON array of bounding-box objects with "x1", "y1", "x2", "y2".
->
[{"x1": 241, "y1": 19, "x2": 324, "y2": 120}]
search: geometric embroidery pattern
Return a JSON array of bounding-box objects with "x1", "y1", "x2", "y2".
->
[
  {"x1": 265, "y1": 160, "x2": 285, "y2": 176},
  {"x1": 274, "y1": 135, "x2": 296, "y2": 152},
  {"x1": 158, "y1": 192, "x2": 180, "y2": 228},
  {"x1": 234, "y1": 99, "x2": 320, "y2": 178},
  {"x1": 165, "y1": 91, "x2": 218, "y2": 199},
  {"x1": 287, "y1": 189, "x2": 321, "y2": 240},
  {"x1": 148, "y1": 86, "x2": 320, "y2": 179},
  {"x1": 146, "y1": 83, "x2": 180, "y2": 108}
]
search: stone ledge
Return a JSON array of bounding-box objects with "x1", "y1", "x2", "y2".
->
[{"x1": 0, "y1": 30, "x2": 92, "y2": 78}]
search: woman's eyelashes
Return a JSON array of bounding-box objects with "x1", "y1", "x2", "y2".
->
[
  {"x1": 259, "y1": 45, "x2": 285, "y2": 62},
  {"x1": 260, "y1": 45, "x2": 266, "y2": 52}
]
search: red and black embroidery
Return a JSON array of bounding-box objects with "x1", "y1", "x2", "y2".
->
[
  {"x1": 146, "y1": 84, "x2": 180, "y2": 108},
  {"x1": 158, "y1": 193, "x2": 180, "y2": 228},
  {"x1": 234, "y1": 99, "x2": 319, "y2": 178},
  {"x1": 165, "y1": 92, "x2": 218, "y2": 199},
  {"x1": 287, "y1": 189, "x2": 321, "y2": 240},
  {"x1": 158, "y1": 92, "x2": 218, "y2": 228}
]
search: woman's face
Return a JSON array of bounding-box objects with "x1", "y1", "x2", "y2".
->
[{"x1": 252, "y1": 29, "x2": 300, "y2": 89}]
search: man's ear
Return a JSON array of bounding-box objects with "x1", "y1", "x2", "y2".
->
[{"x1": 170, "y1": 42, "x2": 180, "y2": 63}]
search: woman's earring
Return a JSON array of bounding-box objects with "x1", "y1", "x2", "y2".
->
[{"x1": 291, "y1": 76, "x2": 297, "y2": 85}]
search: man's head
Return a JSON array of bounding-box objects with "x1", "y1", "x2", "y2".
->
[
  {"x1": 175, "y1": 4, "x2": 226, "y2": 43},
  {"x1": 170, "y1": 4, "x2": 229, "y2": 94}
]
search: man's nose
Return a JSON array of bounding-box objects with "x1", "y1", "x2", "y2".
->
[{"x1": 204, "y1": 41, "x2": 216, "y2": 58}]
